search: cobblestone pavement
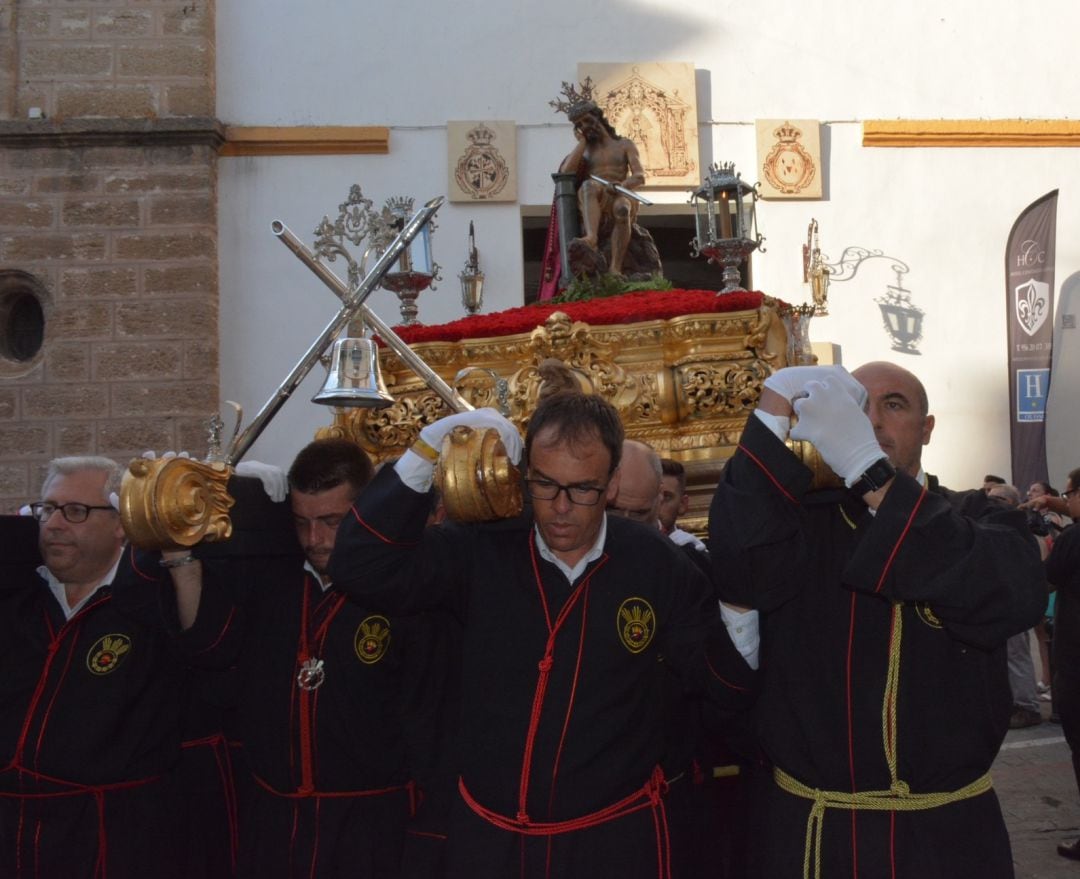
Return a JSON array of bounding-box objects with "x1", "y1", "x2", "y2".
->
[{"x1": 998, "y1": 704, "x2": 1080, "y2": 878}]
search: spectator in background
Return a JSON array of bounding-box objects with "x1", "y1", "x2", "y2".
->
[
  {"x1": 1045, "y1": 468, "x2": 1080, "y2": 860},
  {"x1": 987, "y1": 483, "x2": 1044, "y2": 729}
]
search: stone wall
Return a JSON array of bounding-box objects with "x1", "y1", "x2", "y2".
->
[{"x1": 0, "y1": 1, "x2": 219, "y2": 513}]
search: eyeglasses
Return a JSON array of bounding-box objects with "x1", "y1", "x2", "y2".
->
[
  {"x1": 525, "y1": 478, "x2": 608, "y2": 506},
  {"x1": 29, "y1": 502, "x2": 116, "y2": 524},
  {"x1": 1064, "y1": 488, "x2": 1079, "y2": 500}
]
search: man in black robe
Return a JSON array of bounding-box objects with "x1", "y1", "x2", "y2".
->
[
  {"x1": 330, "y1": 393, "x2": 755, "y2": 879},
  {"x1": 1046, "y1": 466, "x2": 1080, "y2": 861},
  {"x1": 153, "y1": 439, "x2": 454, "y2": 879},
  {"x1": 709, "y1": 362, "x2": 1046, "y2": 879},
  {"x1": 0, "y1": 456, "x2": 234, "y2": 879}
]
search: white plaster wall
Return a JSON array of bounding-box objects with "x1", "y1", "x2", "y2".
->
[{"x1": 217, "y1": 0, "x2": 1080, "y2": 489}]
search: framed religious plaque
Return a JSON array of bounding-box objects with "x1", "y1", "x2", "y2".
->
[
  {"x1": 578, "y1": 62, "x2": 699, "y2": 189},
  {"x1": 447, "y1": 121, "x2": 517, "y2": 203},
  {"x1": 756, "y1": 119, "x2": 823, "y2": 199}
]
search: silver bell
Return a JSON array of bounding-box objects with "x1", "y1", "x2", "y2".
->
[{"x1": 312, "y1": 337, "x2": 394, "y2": 408}]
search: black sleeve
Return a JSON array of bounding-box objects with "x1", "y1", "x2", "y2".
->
[
  {"x1": 660, "y1": 548, "x2": 757, "y2": 711},
  {"x1": 844, "y1": 476, "x2": 1047, "y2": 649},
  {"x1": 1047, "y1": 524, "x2": 1080, "y2": 590},
  {"x1": 329, "y1": 465, "x2": 470, "y2": 618},
  {"x1": 707, "y1": 413, "x2": 815, "y2": 610}
]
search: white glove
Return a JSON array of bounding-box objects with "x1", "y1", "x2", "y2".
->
[
  {"x1": 234, "y1": 461, "x2": 289, "y2": 502},
  {"x1": 790, "y1": 377, "x2": 885, "y2": 487},
  {"x1": 395, "y1": 408, "x2": 523, "y2": 493},
  {"x1": 764, "y1": 365, "x2": 868, "y2": 409}
]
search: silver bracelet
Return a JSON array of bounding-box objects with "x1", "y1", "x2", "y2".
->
[{"x1": 159, "y1": 554, "x2": 197, "y2": 569}]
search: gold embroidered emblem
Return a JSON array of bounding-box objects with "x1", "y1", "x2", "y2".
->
[
  {"x1": 87, "y1": 634, "x2": 132, "y2": 675},
  {"x1": 617, "y1": 598, "x2": 655, "y2": 654},
  {"x1": 915, "y1": 602, "x2": 943, "y2": 629},
  {"x1": 355, "y1": 615, "x2": 391, "y2": 665}
]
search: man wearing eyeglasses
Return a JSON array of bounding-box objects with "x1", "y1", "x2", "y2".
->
[
  {"x1": 31, "y1": 462, "x2": 125, "y2": 611},
  {"x1": 0, "y1": 456, "x2": 235, "y2": 879},
  {"x1": 330, "y1": 391, "x2": 755, "y2": 879}
]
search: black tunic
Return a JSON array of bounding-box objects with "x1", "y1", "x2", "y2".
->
[
  {"x1": 1046, "y1": 522, "x2": 1080, "y2": 788},
  {"x1": 0, "y1": 542, "x2": 233, "y2": 879},
  {"x1": 225, "y1": 563, "x2": 454, "y2": 879},
  {"x1": 708, "y1": 415, "x2": 1046, "y2": 879},
  {"x1": 329, "y1": 467, "x2": 755, "y2": 879}
]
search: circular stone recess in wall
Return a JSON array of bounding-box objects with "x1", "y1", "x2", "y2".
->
[{"x1": 0, "y1": 270, "x2": 48, "y2": 374}]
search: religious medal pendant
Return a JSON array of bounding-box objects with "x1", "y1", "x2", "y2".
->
[{"x1": 297, "y1": 657, "x2": 326, "y2": 691}]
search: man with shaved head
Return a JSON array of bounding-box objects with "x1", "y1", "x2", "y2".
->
[
  {"x1": 607, "y1": 440, "x2": 663, "y2": 526},
  {"x1": 709, "y1": 361, "x2": 1046, "y2": 878}
]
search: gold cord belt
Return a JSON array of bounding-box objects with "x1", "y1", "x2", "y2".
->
[
  {"x1": 774, "y1": 766, "x2": 992, "y2": 879},
  {"x1": 773, "y1": 598, "x2": 994, "y2": 879}
]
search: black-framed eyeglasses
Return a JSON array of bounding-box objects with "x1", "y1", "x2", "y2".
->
[
  {"x1": 525, "y1": 478, "x2": 608, "y2": 506},
  {"x1": 1064, "y1": 488, "x2": 1079, "y2": 500},
  {"x1": 29, "y1": 502, "x2": 116, "y2": 524}
]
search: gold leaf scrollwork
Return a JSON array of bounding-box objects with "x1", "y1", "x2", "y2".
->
[
  {"x1": 325, "y1": 393, "x2": 453, "y2": 456},
  {"x1": 120, "y1": 457, "x2": 235, "y2": 550},
  {"x1": 677, "y1": 360, "x2": 770, "y2": 419}
]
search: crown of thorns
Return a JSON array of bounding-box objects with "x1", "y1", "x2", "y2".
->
[{"x1": 549, "y1": 77, "x2": 599, "y2": 120}]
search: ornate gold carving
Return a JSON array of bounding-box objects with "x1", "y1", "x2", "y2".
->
[
  {"x1": 434, "y1": 425, "x2": 523, "y2": 523},
  {"x1": 120, "y1": 457, "x2": 235, "y2": 550},
  {"x1": 324, "y1": 301, "x2": 789, "y2": 479},
  {"x1": 677, "y1": 358, "x2": 770, "y2": 420}
]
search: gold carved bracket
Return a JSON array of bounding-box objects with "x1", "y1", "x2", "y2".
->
[{"x1": 120, "y1": 457, "x2": 235, "y2": 550}]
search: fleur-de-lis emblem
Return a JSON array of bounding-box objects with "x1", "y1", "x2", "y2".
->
[
  {"x1": 617, "y1": 599, "x2": 656, "y2": 654},
  {"x1": 355, "y1": 615, "x2": 391, "y2": 665},
  {"x1": 87, "y1": 634, "x2": 132, "y2": 675},
  {"x1": 1015, "y1": 279, "x2": 1050, "y2": 337}
]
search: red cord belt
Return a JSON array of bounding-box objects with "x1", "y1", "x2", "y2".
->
[
  {"x1": 458, "y1": 765, "x2": 669, "y2": 836},
  {"x1": 253, "y1": 772, "x2": 417, "y2": 810},
  {"x1": 1, "y1": 767, "x2": 161, "y2": 879}
]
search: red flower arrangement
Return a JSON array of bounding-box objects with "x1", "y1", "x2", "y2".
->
[{"x1": 386, "y1": 289, "x2": 764, "y2": 345}]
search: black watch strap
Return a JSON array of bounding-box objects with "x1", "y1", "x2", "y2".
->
[{"x1": 851, "y1": 458, "x2": 896, "y2": 496}]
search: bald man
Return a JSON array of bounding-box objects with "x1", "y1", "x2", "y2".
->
[
  {"x1": 606, "y1": 440, "x2": 663, "y2": 526},
  {"x1": 709, "y1": 361, "x2": 1046, "y2": 878}
]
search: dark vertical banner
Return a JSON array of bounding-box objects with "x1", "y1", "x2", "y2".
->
[{"x1": 1006, "y1": 190, "x2": 1057, "y2": 493}]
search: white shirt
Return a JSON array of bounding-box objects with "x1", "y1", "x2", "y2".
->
[
  {"x1": 39, "y1": 556, "x2": 122, "y2": 621},
  {"x1": 534, "y1": 515, "x2": 608, "y2": 584},
  {"x1": 304, "y1": 559, "x2": 334, "y2": 591}
]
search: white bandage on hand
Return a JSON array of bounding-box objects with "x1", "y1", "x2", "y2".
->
[
  {"x1": 790, "y1": 377, "x2": 885, "y2": 487},
  {"x1": 395, "y1": 408, "x2": 523, "y2": 493}
]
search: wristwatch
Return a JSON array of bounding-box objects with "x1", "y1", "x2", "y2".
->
[{"x1": 851, "y1": 458, "x2": 896, "y2": 496}]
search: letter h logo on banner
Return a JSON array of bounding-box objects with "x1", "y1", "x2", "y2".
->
[{"x1": 1016, "y1": 368, "x2": 1050, "y2": 423}]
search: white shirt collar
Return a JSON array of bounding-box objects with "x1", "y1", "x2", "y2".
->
[
  {"x1": 303, "y1": 559, "x2": 333, "y2": 591},
  {"x1": 534, "y1": 514, "x2": 608, "y2": 583},
  {"x1": 38, "y1": 555, "x2": 122, "y2": 621},
  {"x1": 669, "y1": 526, "x2": 707, "y2": 552}
]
